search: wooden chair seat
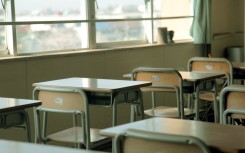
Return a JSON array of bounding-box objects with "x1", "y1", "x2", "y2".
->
[
  {"x1": 144, "y1": 106, "x2": 202, "y2": 119},
  {"x1": 47, "y1": 127, "x2": 105, "y2": 143},
  {"x1": 199, "y1": 92, "x2": 219, "y2": 102}
]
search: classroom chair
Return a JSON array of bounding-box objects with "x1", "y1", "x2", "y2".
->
[
  {"x1": 220, "y1": 85, "x2": 245, "y2": 125},
  {"x1": 33, "y1": 87, "x2": 107, "y2": 149},
  {"x1": 187, "y1": 57, "x2": 233, "y2": 122},
  {"x1": 131, "y1": 67, "x2": 195, "y2": 119}
]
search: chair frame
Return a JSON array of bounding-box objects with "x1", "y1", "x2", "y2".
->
[
  {"x1": 115, "y1": 129, "x2": 211, "y2": 153},
  {"x1": 220, "y1": 85, "x2": 245, "y2": 124},
  {"x1": 33, "y1": 86, "x2": 92, "y2": 149},
  {"x1": 131, "y1": 67, "x2": 185, "y2": 119}
]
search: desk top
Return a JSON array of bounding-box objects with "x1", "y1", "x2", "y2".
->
[
  {"x1": 0, "y1": 139, "x2": 107, "y2": 153},
  {"x1": 33, "y1": 77, "x2": 152, "y2": 93},
  {"x1": 0, "y1": 97, "x2": 41, "y2": 113},
  {"x1": 124, "y1": 71, "x2": 225, "y2": 83},
  {"x1": 179, "y1": 71, "x2": 225, "y2": 82},
  {"x1": 100, "y1": 117, "x2": 245, "y2": 153}
]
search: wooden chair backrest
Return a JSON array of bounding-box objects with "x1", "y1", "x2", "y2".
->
[
  {"x1": 122, "y1": 137, "x2": 204, "y2": 153},
  {"x1": 132, "y1": 67, "x2": 182, "y2": 92},
  {"x1": 36, "y1": 89, "x2": 86, "y2": 112},
  {"x1": 226, "y1": 92, "x2": 245, "y2": 109},
  {"x1": 220, "y1": 85, "x2": 245, "y2": 121},
  {"x1": 188, "y1": 57, "x2": 233, "y2": 85},
  {"x1": 115, "y1": 129, "x2": 210, "y2": 153},
  {"x1": 190, "y1": 61, "x2": 231, "y2": 73},
  {"x1": 225, "y1": 90, "x2": 245, "y2": 119}
]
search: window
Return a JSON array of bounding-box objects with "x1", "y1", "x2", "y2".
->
[{"x1": 0, "y1": 0, "x2": 193, "y2": 55}]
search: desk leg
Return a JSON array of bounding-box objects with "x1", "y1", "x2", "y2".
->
[
  {"x1": 130, "y1": 105, "x2": 135, "y2": 122},
  {"x1": 212, "y1": 80, "x2": 219, "y2": 123},
  {"x1": 130, "y1": 90, "x2": 144, "y2": 122},
  {"x1": 195, "y1": 80, "x2": 219, "y2": 122},
  {"x1": 112, "y1": 137, "x2": 116, "y2": 153},
  {"x1": 195, "y1": 84, "x2": 200, "y2": 121},
  {"x1": 112, "y1": 98, "x2": 117, "y2": 126},
  {"x1": 23, "y1": 110, "x2": 31, "y2": 142},
  {"x1": 113, "y1": 90, "x2": 145, "y2": 125},
  {"x1": 33, "y1": 107, "x2": 42, "y2": 143},
  {"x1": 139, "y1": 91, "x2": 145, "y2": 120}
]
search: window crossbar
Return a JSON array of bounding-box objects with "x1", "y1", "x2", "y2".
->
[{"x1": 0, "y1": 16, "x2": 193, "y2": 25}]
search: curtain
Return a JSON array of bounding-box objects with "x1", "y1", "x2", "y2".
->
[{"x1": 190, "y1": 0, "x2": 211, "y2": 44}]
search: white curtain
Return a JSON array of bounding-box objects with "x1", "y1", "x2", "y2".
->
[{"x1": 190, "y1": 0, "x2": 211, "y2": 44}]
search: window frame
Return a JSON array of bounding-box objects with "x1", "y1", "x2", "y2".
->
[{"x1": 0, "y1": 0, "x2": 194, "y2": 56}]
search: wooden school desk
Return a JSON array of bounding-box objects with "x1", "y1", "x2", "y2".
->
[
  {"x1": 0, "y1": 139, "x2": 108, "y2": 153},
  {"x1": 0, "y1": 97, "x2": 41, "y2": 141},
  {"x1": 101, "y1": 117, "x2": 245, "y2": 153},
  {"x1": 0, "y1": 97, "x2": 41, "y2": 113},
  {"x1": 33, "y1": 77, "x2": 152, "y2": 126}
]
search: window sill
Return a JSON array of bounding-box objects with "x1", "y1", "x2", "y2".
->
[
  {"x1": 93, "y1": 39, "x2": 193, "y2": 53},
  {"x1": 0, "y1": 40, "x2": 193, "y2": 62}
]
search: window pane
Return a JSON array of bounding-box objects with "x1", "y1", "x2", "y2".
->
[
  {"x1": 154, "y1": 0, "x2": 193, "y2": 17},
  {"x1": 16, "y1": 23, "x2": 86, "y2": 54},
  {"x1": 14, "y1": 0, "x2": 88, "y2": 54},
  {"x1": 96, "y1": 0, "x2": 145, "y2": 19},
  {"x1": 15, "y1": 0, "x2": 86, "y2": 21},
  {"x1": 155, "y1": 18, "x2": 193, "y2": 42},
  {"x1": 96, "y1": 0, "x2": 146, "y2": 43},
  {"x1": 96, "y1": 21, "x2": 145, "y2": 43},
  {"x1": 0, "y1": 9, "x2": 4, "y2": 22}
]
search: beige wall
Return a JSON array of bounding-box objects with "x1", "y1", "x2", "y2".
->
[{"x1": 211, "y1": 0, "x2": 244, "y2": 57}]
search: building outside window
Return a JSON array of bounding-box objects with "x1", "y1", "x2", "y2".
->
[
  {"x1": 0, "y1": 0, "x2": 193, "y2": 55},
  {"x1": 95, "y1": 0, "x2": 146, "y2": 43}
]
